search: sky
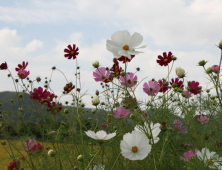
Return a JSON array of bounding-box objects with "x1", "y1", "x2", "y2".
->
[{"x1": 0, "y1": 0, "x2": 222, "y2": 109}]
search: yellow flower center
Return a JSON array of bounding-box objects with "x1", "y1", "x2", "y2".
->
[
  {"x1": 207, "y1": 159, "x2": 214, "y2": 166},
  {"x1": 115, "y1": 66, "x2": 118, "y2": 69},
  {"x1": 202, "y1": 120, "x2": 207, "y2": 123},
  {"x1": 70, "y1": 51, "x2": 75, "y2": 55},
  {"x1": 38, "y1": 94, "x2": 41, "y2": 97},
  {"x1": 21, "y1": 67, "x2": 24, "y2": 69},
  {"x1": 101, "y1": 75, "x2": 105, "y2": 79},
  {"x1": 132, "y1": 146, "x2": 138, "y2": 153},
  {"x1": 164, "y1": 58, "x2": 168, "y2": 62},
  {"x1": 123, "y1": 45, "x2": 129, "y2": 50},
  {"x1": 68, "y1": 88, "x2": 71, "y2": 91},
  {"x1": 20, "y1": 73, "x2": 25, "y2": 76},
  {"x1": 116, "y1": 72, "x2": 119, "y2": 75},
  {"x1": 127, "y1": 80, "x2": 131, "y2": 84},
  {"x1": 120, "y1": 114, "x2": 124, "y2": 117},
  {"x1": 149, "y1": 88, "x2": 154, "y2": 92}
]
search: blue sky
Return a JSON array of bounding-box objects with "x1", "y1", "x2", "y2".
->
[{"x1": 1, "y1": 0, "x2": 222, "y2": 109}]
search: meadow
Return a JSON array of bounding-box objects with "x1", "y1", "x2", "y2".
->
[{"x1": 1, "y1": 30, "x2": 222, "y2": 169}]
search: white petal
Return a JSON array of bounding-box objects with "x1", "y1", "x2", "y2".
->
[
  {"x1": 111, "y1": 30, "x2": 130, "y2": 47},
  {"x1": 118, "y1": 50, "x2": 128, "y2": 57},
  {"x1": 128, "y1": 50, "x2": 141, "y2": 55},
  {"x1": 103, "y1": 132, "x2": 116, "y2": 140},
  {"x1": 134, "y1": 45, "x2": 147, "y2": 49},
  {"x1": 129, "y1": 32, "x2": 143, "y2": 48},
  {"x1": 95, "y1": 130, "x2": 107, "y2": 140},
  {"x1": 85, "y1": 130, "x2": 97, "y2": 140}
]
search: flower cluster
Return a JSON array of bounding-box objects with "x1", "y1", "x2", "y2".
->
[{"x1": 15, "y1": 61, "x2": 30, "y2": 79}]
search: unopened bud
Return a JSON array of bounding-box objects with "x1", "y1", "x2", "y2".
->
[
  {"x1": 48, "y1": 150, "x2": 56, "y2": 157},
  {"x1": 77, "y1": 155, "x2": 83, "y2": 162},
  {"x1": 206, "y1": 67, "x2": 213, "y2": 74},
  {"x1": 92, "y1": 61, "x2": 99, "y2": 68},
  {"x1": 198, "y1": 60, "x2": 207, "y2": 66}
]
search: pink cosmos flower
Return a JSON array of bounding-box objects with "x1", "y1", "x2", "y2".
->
[
  {"x1": 173, "y1": 120, "x2": 188, "y2": 133},
  {"x1": 196, "y1": 115, "x2": 209, "y2": 124},
  {"x1": 15, "y1": 61, "x2": 28, "y2": 71},
  {"x1": 23, "y1": 138, "x2": 36, "y2": 151},
  {"x1": 113, "y1": 107, "x2": 130, "y2": 118},
  {"x1": 18, "y1": 69, "x2": 30, "y2": 79},
  {"x1": 49, "y1": 131, "x2": 56, "y2": 135},
  {"x1": 93, "y1": 67, "x2": 110, "y2": 82},
  {"x1": 182, "y1": 90, "x2": 193, "y2": 98},
  {"x1": 143, "y1": 80, "x2": 160, "y2": 96},
  {"x1": 180, "y1": 149, "x2": 198, "y2": 161},
  {"x1": 212, "y1": 65, "x2": 219, "y2": 73},
  {"x1": 120, "y1": 72, "x2": 137, "y2": 88}
]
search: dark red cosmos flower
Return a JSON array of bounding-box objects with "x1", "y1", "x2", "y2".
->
[
  {"x1": 156, "y1": 51, "x2": 173, "y2": 66},
  {"x1": 30, "y1": 87, "x2": 55, "y2": 106},
  {"x1": 188, "y1": 81, "x2": 201, "y2": 95},
  {"x1": 0, "y1": 62, "x2": 8, "y2": 70},
  {"x1": 47, "y1": 102, "x2": 63, "y2": 115},
  {"x1": 158, "y1": 79, "x2": 169, "y2": 93},
  {"x1": 63, "y1": 82, "x2": 75, "y2": 94},
  {"x1": 8, "y1": 160, "x2": 20, "y2": 170},
  {"x1": 116, "y1": 55, "x2": 135, "y2": 63},
  {"x1": 29, "y1": 143, "x2": 43, "y2": 154},
  {"x1": 64, "y1": 44, "x2": 79, "y2": 60},
  {"x1": 15, "y1": 61, "x2": 28, "y2": 71},
  {"x1": 110, "y1": 61, "x2": 123, "y2": 77},
  {"x1": 170, "y1": 78, "x2": 184, "y2": 89}
]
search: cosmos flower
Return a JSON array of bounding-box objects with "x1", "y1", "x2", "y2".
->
[
  {"x1": 134, "y1": 122, "x2": 161, "y2": 144},
  {"x1": 212, "y1": 65, "x2": 220, "y2": 73},
  {"x1": 7, "y1": 160, "x2": 20, "y2": 170},
  {"x1": 23, "y1": 138, "x2": 36, "y2": 151},
  {"x1": 180, "y1": 149, "x2": 198, "y2": 161},
  {"x1": 17, "y1": 69, "x2": 30, "y2": 79},
  {"x1": 63, "y1": 82, "x2": 75, "y2": 94},
  {"x1": 170, "y1": 78, "x2": 184, "y2": 89},
  {"x1": 182, "y1": 90, "x2": 193, "y2": 98},
  {"x1": 85, "y1": 130, "x2": 116, "y2": 141},
  {"x1": 106, "y1": 30, "x2": 146, "y2": 59},
  {"x1": 173, "y1": 120, "x2": 188, "y2": 133},
  {"x1": 120, "y1": 130, "x2": 152, "y2": 160},
  {"x1": 64, "y1": 44, "x2": 79, "y2": 60},
  {"x1": 120, "y1": 72, "x2": 137, "y2": 88},
  {"x1": 113, "y1": 107, "x2": 130, "y2": 118},
  {"x1": 93, "y1": 67, "x2": 111, "y2": 82},
  {"x1": 0, "y1": 62, "x2": 8, "y2": 70},
  {"x1": 188, "y1": 81, "x2": 201, "y2": 95},
  {"x1": 110, "y1": 60, "x2": 123, "y2": 77},
  {"x1": 156, "y1": 52, "x2": 173, "y2": 66},
  {"x1": 175, "y1": 67, "x2": 185, "y2": 78},
  {"x1": 158, "y1": 79, "x2": 169, "y2": 93},
  {"x1": 89, "y1": 164, "x2": 105, "y2": 170},
  {"x1": 143, "y1": 80, "x2": 160, "y2": 96},
  {"x1": 197, "y1": 148, "x2": 222, "y2": 169},
  {"x1": 196, "y1": 115, "x2": 209, "y2": 124},
  {"x1": 15, "y1": 61, "x2": 28, "y2": 71},
  {"x1": 115, "y1": 55, "x2": 135, "y2": 63}
]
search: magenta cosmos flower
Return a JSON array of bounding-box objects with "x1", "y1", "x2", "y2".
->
[
  {"x1": 170, "y1": 78, "x2": 184, "y2": 89},
  {"x1": 120, "y1": 72, "x2": 137, "y2": 88},
  {"x1": 18, "y1": 69, "x2": 30, "y2": 79},
  {"x1": 173, "y1": 120, "x2": 188, "y2": 133},
  {"x1": 30, "y1": 87, "x2": 55, "y2": 105},
  {"x1": 15, "y1": 61, "x2": 28, "y2": 71},
  {"x1": 212, "y1": 65, "x2": 220, "y2": 73},
  {"x1": 23, "y1": 138, "x2": 36, "y2": 151},
  {"x1": 182, "y1": 90, "x2": 193, "y2": 98},
  {"x1": 64, "y1": 44, "x2": 79, "y2": 60},
  {"x1": 196, "y1": 115, "x2": 209, "y2": 124},
  {"x1": 93, "y1": 67, "x2": 111, "y2": 82},
  {"x1": 158, "y1": 79, "x2": 169, "y2": 93},
  {"x1": 180, "y1": 149, "x2": 198, "y2": 161},
  {"x1": 188, "y1": 81, "x2": 201, "y2": 95},
  {"x1": 143, "y1": 80, "x2": 160, "y2": 96},
  {"x1": 113, "y1": 107, "x2": 130, "y2": 118}
]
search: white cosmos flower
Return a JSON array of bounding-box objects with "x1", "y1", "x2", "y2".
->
[
  {"x1": 120, "y1": 130, "x2": 152, "y2": 160},
  {"x1": 197, "y1": 148, "x2": 222, "y2": 169},
  {"x1": 85, "y1": 130, "x2": 116, "y2": 140},
  {"x1": 106, "y1": 30, "x2": 147, "y2": 59},
  {"x1": 89, "y1": 164, "x2": 105, "y2": 170},
  {"x1": 134, "y1": 122, "x2": 161, "y2": 144}
]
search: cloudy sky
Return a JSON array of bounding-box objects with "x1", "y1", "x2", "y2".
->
[{"x1": 0, "y1": 0, "x2": 222, "y2": 108}]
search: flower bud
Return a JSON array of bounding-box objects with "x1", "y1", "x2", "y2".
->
[
  {"x1": 92, "y1": 61, "x2": 99, "y2": 68},
  {"x1": 172, "y1": 56, "x2": 177, "y2": 61},
  {"x1": 64, "y1": 108, "x2": 70, "y2": 115},
  {"x1": 206, "y1": 67, "x2": 213, "y2": 74},
  {"x1": 18, "y1": 93, "x2": 23, "y2": 98},
  {"x1": 198, "y1": 60, "x2": 207, "y2": 66},
  {"x1": 136, "y1": 67, "x2": 140, "y2": 71},
  {"x1": 48, "y1": 149, "x2": 56, "y2": 157},
  {"x1": 212, "y1": 65, "x2": 220, "y2": 73},
  {"x1": 77, "y1": 155, "x2": 83, "y2": 162},
  {"x1": 52, "y1": 66, "x2": 56, "y2": 70},
  {"x1": 175, "y1": 67, "x2": 185, "y2": 78},
  {"x1": 120, "y1": 71, "x2": 126, "y2": 76},
  {"x1": 10, "y1": 99, "x2": 14, "y2": 103},
  {"x1": 1, "y1": 140, "x2": 6, "y2": 145},
  {"x1": 36, "y1": 77, "x2": 41, "y2": 82},
  {"x1": 91, "y1": 95, "x2": 100, "y2": 106},
  {"x1": 161, "y1": 121, "x2": 167, "y2": 131},
  {"x1": 206, "y1": 89, "x2": 210, "y2": 93},
  {"x1": 218, "y1": 39, "x2": 222, "y2": 50},
  {"x1": 130, "y1": 114, "x2": 135, "y2": 119},
  {"x1": 172, "y1": 83, "x2": 178, "y2": 88},
  {"x1": 91, "y1": 109, "x2": 97, "y2": 114}
]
